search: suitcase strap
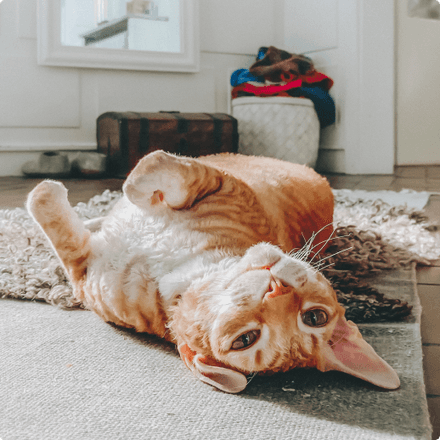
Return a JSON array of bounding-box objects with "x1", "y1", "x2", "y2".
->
[
  {"x1": 158, "y1": 111, "x2": 189, "y2": 134},
  {"x1": 203, "y1": 114, "x2": 224, "y2": 150},
  {"x1": 139, "y1": 118, "x2": 150, "y2": 154},
  {"x1": 137, "y1": 115, "x2": 189, "y2": 156},
  {"x1": 169, "y1": 113, "x2": 190, "y2": 155}
]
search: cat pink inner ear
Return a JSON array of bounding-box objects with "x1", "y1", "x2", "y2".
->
[
  {"x1": 319, "y1": 316, "x2": 401, "y2": 390},
  {"x1": 151, "y1": 190, "x2": 164, "y2": 205}
]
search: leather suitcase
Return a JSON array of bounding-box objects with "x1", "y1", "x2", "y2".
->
[{"x1": 97, "y1": 111, "x2": 239, "y2": 177}]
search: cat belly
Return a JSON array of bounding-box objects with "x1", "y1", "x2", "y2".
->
[
  {"x1": 82, "y1": 251, "x2": 168, "y2": 336},
  {"x1": 81, "y1": 204, "x2": 212, "y2": 336}
]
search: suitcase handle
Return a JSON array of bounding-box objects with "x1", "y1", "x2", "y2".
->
[{"x1": 159, "y1": 111, "x2": 180, "y2": 114}]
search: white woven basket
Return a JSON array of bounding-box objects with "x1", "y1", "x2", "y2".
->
[{"x1": 231, "y1": 96, "x2": 320, "y2": 167}]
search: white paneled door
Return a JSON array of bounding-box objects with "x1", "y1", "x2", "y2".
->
[{"x1": 282, "y1": 0, "x2": 395, "y2": 174}]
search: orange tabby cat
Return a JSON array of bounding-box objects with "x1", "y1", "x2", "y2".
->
[{"x1": 27, "y1": 150, "x2": 400, "y2": 393}]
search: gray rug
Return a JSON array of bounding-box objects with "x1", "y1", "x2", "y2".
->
[
  {"x1": 0, "y1": 189, "x2": 438, "y2": 439},
  {"x1": 0, "y1": 266, "x2": 431, "y2": 440}
]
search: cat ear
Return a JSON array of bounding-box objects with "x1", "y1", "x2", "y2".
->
[
  {"x1": 178, "y1": 344, "x2": 248, "y2": 393},
  {"x1": 318, "y1": 316, "x2": 400, "y2": 389}
]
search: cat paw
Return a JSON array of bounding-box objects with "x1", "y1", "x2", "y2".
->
[
  {"x1": 27, "y1": 180, "x2": 69, "y2": 221},
  {"x1": 123, "y1": 150, "x2": 189, "y2": 209}
]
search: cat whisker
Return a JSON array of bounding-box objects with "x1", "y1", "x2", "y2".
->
[
  {"x1": 308, "y1": 228, "x2": 339, "y2": 261},
  {"x1": 294, "y1": 224, "x2": 335, "y2": 259},
  {"x1": 308, "y1": 230, "x2": 353, "y2": 253},
  {"x1": 290, "y1": 231, "x2": 321, "y2": 261},
  {"x1": 313, "y1": 261, "x2": 336, "y2": 273},
  {"x1": 289, "y1": 244, "x2": 312, "y2": 261},
  {"x1": 303, "y1": 232, "x2": 353, "y2": 264},
  {"x1": 246, "y1": 372, "x2": 258, "y2": 385},
  {"x1": 290, "y1": 228, "x2": 340, "y2": 264},
  {"x1": 311, "y1": 246, "x2": 353, "y2": 269}
]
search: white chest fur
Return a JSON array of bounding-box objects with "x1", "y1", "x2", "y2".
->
[{"x1": 85, "y1": 197, "x2": 236, "y2": 320}]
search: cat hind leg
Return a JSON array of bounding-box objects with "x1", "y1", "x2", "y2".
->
[
  {"x1": 123, "y1": 150, "x2": 224, "y2": 210},
  {"x1": 27, "y1": 180, "x2": 91, "y2": 284}
]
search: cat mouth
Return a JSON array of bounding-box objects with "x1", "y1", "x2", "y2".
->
[
  {"x1": 259, "y1": 264, "x2": 289, "y2": 300},
  {"x1": 265, "y1": 276, "x2": 287, "y2": 299}
]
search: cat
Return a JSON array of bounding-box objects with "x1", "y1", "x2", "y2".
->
[{"x1": 26, "y1": 150, "x2": 400, "y2": 393}]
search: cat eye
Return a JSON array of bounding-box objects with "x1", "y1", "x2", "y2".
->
[
  {"x1": 302, "y1": 309, "x2": 328, "y2": 327},
  {"x1": 231, "y1": 330, "x2": 260, "y2": 350}
]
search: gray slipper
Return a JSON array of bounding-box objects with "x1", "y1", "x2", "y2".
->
[
  {"x1": 22, "y1": 152, "x2": 71, "y2": 178},
  {"x1": 71, "y1": 152, "x2": 107, "y2": 178}
]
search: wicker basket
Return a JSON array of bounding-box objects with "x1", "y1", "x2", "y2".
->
[{"x1": 231, "y1": 96, "x2": 320, "y2": 167}]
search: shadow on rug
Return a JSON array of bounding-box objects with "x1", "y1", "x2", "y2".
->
[{"x1": 1, "y1": 189, "x2": 439, "y2": 324}]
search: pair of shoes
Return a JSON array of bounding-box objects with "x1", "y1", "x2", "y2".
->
[
  {"x1": 22, "y1": 152, "x2": 107, "y2": 178},
  {"x1": 22, "y1": 152, "x2": 71, "y2": 178}
]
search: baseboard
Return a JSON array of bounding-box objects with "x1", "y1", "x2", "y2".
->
[
  {"x1": 0, "y1": 150, "x2": 96, "y2": 176},
  {"x1": 1, "y1": 148, "x2": 348, "y2": 177},
  {"x1": 315, "y1": 148, "x2": 345, "y2": 174}
]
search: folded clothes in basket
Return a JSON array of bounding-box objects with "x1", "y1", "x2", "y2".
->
[{"x1": 231, "y1": 46, "x2": 336, "y2": 128}]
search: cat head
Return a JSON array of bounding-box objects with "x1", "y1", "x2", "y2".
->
[{"x1": 170, "y1": 243, "x2": 400, "y2": 393}]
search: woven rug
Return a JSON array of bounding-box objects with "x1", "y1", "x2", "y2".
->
[{"x1": 0, "y1": 189, "x2": 438, "y2": 440}]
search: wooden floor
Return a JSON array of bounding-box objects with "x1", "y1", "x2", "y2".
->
[
  {"x1": 1, "y1": 166, "x2": 440, "y2": 439},
  {"x1": 0, "y1": 177, "x2": 124, "y2": 208}
]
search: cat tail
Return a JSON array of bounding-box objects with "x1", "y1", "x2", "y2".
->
[{"x1": 27, "y1": 180, "x2": 91, "y2": 286}]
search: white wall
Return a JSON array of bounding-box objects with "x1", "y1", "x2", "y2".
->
[
  {"x1": 0, "y1": 0, "x2": 396, "y2": 176},
  {"x1": 396, "y1": 0, "x2": 440, "y2": 165},
  {"x1": 0, "y1": 0, "x2": 283, "y2": 176}
]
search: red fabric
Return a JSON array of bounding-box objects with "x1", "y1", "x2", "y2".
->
[{"x1": 231, "y1": 72, "x2": 333, "y2": 100}]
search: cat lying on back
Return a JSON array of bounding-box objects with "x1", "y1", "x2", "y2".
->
[{"x1": 27, "y1": 150, "x2": 400, "y2": 393}]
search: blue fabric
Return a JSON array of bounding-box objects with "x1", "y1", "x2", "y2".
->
[
  {"x1": 293, "y1": 86, "x2": 336, "y2": 128},
  {"x1": 230, "y1": 69, "x2": 264, "y2": 87},
  {"x1": 257, "y1": 47, "x2": 268, "y2": 60},
  {"x1": 264, "y1": 85, "x2": 336, "y2": 128}
]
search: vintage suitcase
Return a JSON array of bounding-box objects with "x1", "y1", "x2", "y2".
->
[{"x1": 97, "y1": 111, "x2": 239, "y2": 177}]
